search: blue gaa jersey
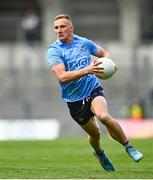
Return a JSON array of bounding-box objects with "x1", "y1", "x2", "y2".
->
[{"x1": 47, "y1": 34, "x2": 101, "y2": 102}]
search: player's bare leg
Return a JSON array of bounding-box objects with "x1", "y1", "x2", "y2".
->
[
  {"x1": 91, "y1": 96, "x2": 143, "y2": 162},
  {"x1": 81, "y1": 117, "x2": 115, "y2": 172},
  {"x1": 81, "y1": 117, "x2": 101, "y2": 153},
  {"x1": 91, "y1": 96, "x2": 128, "y2": 144}
]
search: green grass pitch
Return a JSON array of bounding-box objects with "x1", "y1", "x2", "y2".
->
[{"x1": 0, "y1": 137, "x2": 152, "y2": 179}]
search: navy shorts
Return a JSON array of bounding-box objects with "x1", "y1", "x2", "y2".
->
[{"x1": 67, "y1": 86, "x2": 105, "y2": 125}]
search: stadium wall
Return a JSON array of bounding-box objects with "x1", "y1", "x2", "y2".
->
[
  {"x1": 0, "y1": 119, "x2": 152, "y2": 140},
  {"x1": 0, "y1": 0, "x2": 153, "y2": 137},
  {"x1": 0, "y1": 44, "x2": 153, "y2": 120}
]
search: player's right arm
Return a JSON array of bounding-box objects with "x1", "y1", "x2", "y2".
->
[
  {"x1": 51, "y1": 61, "x2": 103, "y2": 84},
  {"x1": 47, "y1": 46, "x2": 103, "y2": 84}
]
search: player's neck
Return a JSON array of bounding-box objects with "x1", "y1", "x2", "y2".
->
[{"x1": 63, "y1": 34, "x2": 73, "y2": 44}]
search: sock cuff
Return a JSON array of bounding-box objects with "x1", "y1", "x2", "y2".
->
[
  {"x1": 123, "y1": 140, "x2": 129, "y2": 146},
  {"x1": 123, "y1": 141, "x2": 132, "y2": 149},
  {"x1": 96, "y1": 150, "x2": 105, "y2": 156}
]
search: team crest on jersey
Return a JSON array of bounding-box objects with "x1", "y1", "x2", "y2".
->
[{"x1": 81, "y1": 45, "x2": 87, "y2": 52}]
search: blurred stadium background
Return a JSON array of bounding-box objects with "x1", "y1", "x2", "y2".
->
[{"x1": 0, "y1": 0, "x2": 153, "y2": 140}]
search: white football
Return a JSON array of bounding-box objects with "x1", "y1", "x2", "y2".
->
[{"x1": 95, "y1": 57, "x2": 116, "y2": 80}]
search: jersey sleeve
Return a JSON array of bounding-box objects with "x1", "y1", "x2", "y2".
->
[
  {"x1": 85, "y1": 39, "x2": 99, "y2": 56},
  {"x1": 47, "y1": 47, "x2": 63, "y2": 67}
]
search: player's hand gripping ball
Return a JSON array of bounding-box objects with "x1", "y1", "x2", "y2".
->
[{"x1": 95, "y1": 57, "x2": 117, "y2": 80}]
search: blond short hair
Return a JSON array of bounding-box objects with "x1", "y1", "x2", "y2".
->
[
  {"x1": 54, "y1": 14, "x2": 73, "y2": 28},
  {"x1": 54, "y1": 14, "x2": 72, "y2": 21}
]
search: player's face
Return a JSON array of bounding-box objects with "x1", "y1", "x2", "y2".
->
[{"x1": 54, "y1": 18, "x2": 73, "y2": 43}]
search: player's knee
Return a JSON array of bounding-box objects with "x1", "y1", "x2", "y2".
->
[{"x1": 97, "y1": 113, "x2": 112, "y2": 125}]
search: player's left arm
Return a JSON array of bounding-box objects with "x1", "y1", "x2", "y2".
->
[
  {"x1": 94, "y1": 45, "x2": 118, "y2": 72},
  {"x1": 95, "y1": 46, "x2": 111, "y2": 58},
  {"x1": 95, "y1": 46, "x2": 118, "y2": 72},
  {"x1": 85, "y1": 39, "x2": 110, "y2": 58}
]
